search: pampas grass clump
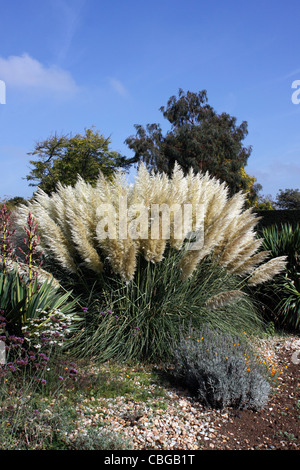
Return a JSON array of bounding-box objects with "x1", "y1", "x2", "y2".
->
[{"x1": 15, "y1": 163, "x2": 286, "y2": 287}]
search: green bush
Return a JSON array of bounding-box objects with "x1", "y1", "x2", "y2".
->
[
  {"x1": 0, "y1": 268, "x2": 78, "y2": 336},
  {"x1": 69, "y1": 427, "x2": 134, "y2": 450},
  {"x1": 15, "y1": 165, "x2": 287, "y2": 361},
  {"x1": 66, "y1": 249, "x2": 265, "y2": 363},
  {"x1": 257, "y1": 223, "x2": 300, "y2": 331},
  {"x1": 170, "y1": 326, "x2": 271, "y2": 410}
]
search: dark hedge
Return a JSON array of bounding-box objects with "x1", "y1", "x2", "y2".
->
[{"x1": 254, "y1": 210, "x2": 300, "y2": 232}]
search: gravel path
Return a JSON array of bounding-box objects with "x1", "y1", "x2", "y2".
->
[
  {"x1": 66, "y1": 334, "x2": 300, "y2": 450},
  {"x1": 71, "y1": 386, "x2": 230, "y2": 450}
]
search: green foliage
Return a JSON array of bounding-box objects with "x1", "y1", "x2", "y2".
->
[
  {"x1": 0, "y1": 312, "x2": 79, "y2": 450},
  {"x1": 0, "y1": 197, "x2": 28, "y2": 211},
  {"x1": 275, "y1": 188, "x2": 300, "y2": 210},
  {"x1": 257, "y1": 223, "x2": 300, "y2": 330},
  {"x1": 26, "y1": 127, "x2": 131, "y2": 194},
  {"x1": 125, "y1": 88, "x2": 254, "y2": 197},
  {"x1": 66, "y1": 250, "x2": 264, "y2": 363},
  {"x1": 69, "y1": 427, "x2": 134, "y2": 450},
  {"x1": 170, "y1": 326, "x2": 271, "y2": 410},
  {"x1": 0, "y1": 384, "x2": 80, "y2": 450},
  {"x1": 254, "y1": 210, "x2": 300, "y2": 232},
  {"x1": 0, "y1": 206, "x2": 79, "y2": 336},
  {"x1": 0, "y1": 269, "x2": 78, "y2": 336},
  {"x1": 262, "y1": 223, "x2": 300, "y2": 274}
]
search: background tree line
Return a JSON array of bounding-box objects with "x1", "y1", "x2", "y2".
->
[{"x1": 2, "y1": 89, "x2": 299, "y2": 210}]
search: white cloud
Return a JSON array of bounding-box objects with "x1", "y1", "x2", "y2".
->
[
  {"x1": 108, "y1": 77, "x2": 129, "y2": 98},
  {"x1": 0, "y1": 53, "x2": 79, "y2": 93}
]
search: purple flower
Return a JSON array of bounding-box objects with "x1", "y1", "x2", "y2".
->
[
  {"x1": 40, "y1": 379, "x2": 47, "y2": 385},
  {"x1": 82, "y1": 307, "x2": 88, "y2": 313},
  {"x1": 107, "y1": 310, "x2": 113, "y2": 314},
  {"x1": 38, "y1": 353, "x2": 49, "y2": 361},
  {"x1": 51, "y1": 331, "x2": 61, "y2": 338},
  {"x1": 41, "y1": 337, "x2": 50, "y2": 343},
  {"x1": 58, "y1": 376, "x2": 64, "y2": 381},
  {"x1": 16, "y1": 358, "x2": 28, "y2": 366},
  {"x1": 50, "y1": 316, "x2": 60, "y2": 323}
]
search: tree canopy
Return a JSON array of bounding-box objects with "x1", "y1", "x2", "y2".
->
[
  {"x1": 125, "y1": 89, "x2": 256, "y2": 197},
  {"x1": 274, "y1": 188, "x2": 300, "y2": 210},
  {"x1": 26, "y1": 128, "x2": 131, "y2": 194}
]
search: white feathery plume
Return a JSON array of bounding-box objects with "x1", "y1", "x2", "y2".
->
[
  {"x1": 14, "y1": 163, "x2": 287, "y2": 286},
  {"x1": 205, "y1": 290, "x2": 247, "y2": 310},
  {"x1": 247, "y1": 256, "x2": 287, "y2": 286}
]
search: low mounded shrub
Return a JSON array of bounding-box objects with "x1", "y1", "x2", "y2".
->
[
  {"x1": 69, "y1": 427, "x2": 134, "y2": 450},
  {"x1": 170, "y1": 326, "x2": 271, "y2": 410}
]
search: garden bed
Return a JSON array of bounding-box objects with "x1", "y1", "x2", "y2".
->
[
  {"x1": 0, "y1": 333, "x2": 299, "y2": 450},
  {"x1": 69, "y1": 333, "x2": 300, "y2": 451}
]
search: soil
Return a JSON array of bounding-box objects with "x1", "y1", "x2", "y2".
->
[{"x1": 200, "y1": 338, "x2": 300, "y2": 450}]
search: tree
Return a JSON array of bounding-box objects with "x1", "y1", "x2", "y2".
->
[
  {"x1": 26, "y1": 128, "x2": 131, "y2": 194},
  {"x1": 274, "y1": 188, "x2": 300, "y2": 210},
  {"x1": 255, "y1": 194, "x2": 275, "y2": 210},
  {"x1": 125, "y1": 89, "x2": 255, "y2": 197}
]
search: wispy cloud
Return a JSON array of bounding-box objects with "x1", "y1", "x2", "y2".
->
[
  {"x1": 0, "y1": 53, "x2": 79, "y2": 94},
  {"x1": 52, "y1": 0, "x2": 86, "y2": 63},
  {"x1": 108, "y1": 77, "x2": 130, "y2": 98}
]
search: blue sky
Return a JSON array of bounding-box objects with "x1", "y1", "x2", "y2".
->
[{"x1": 1, "y1": 0, "x2": 300, "y2": 201}]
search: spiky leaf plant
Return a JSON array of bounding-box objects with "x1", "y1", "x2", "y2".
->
[{"x1": 254, "y1": 223, "x2": 300, "y2": 330}]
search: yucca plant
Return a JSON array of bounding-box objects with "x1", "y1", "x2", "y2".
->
[
  {"x1": 256, "y1": 223, "x2": 300, "y2": 330},
  {"x1": 0, "y1": 268, "x2": 78, "y2": 336},
  {"x1": 0, "y1": 208, "x2": 79, "y2": 336},
  {"x1": 262, "y1": 223, "x2": 300, "y2": 279}
]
